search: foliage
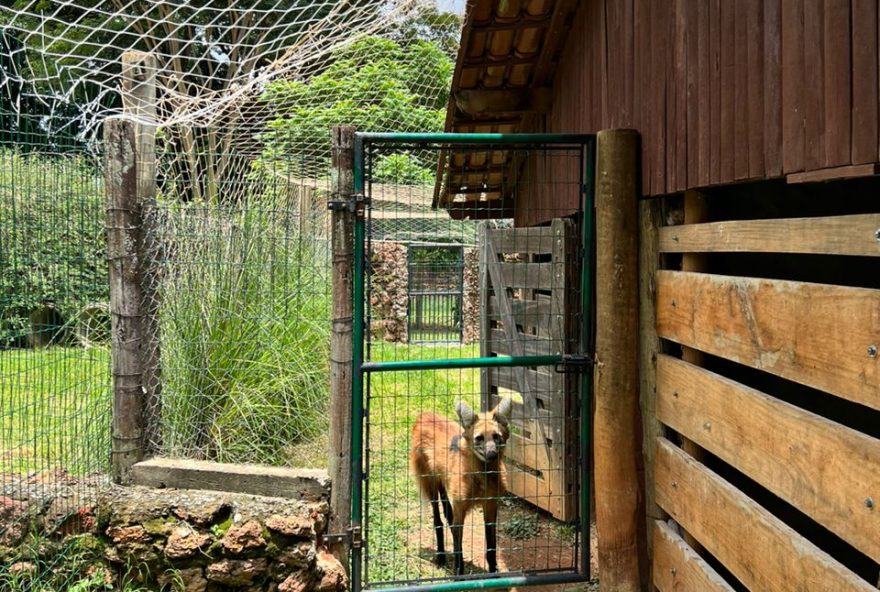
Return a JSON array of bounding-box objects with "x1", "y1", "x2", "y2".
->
[
  {"x1": 393, "y1": 6, "x2": 462, "y2": 60},
  {"x1": 154, "y1": 195, "x2": 331, "y2": 465},
  {"x1": 0, "y1": 149, "x2": 107, "y2": 347},
  {"x1": 259, "y1": 35, "x2": 452, "y2": 177},
  {"x1": 373, "y1": 152, "x2": 435, "y2": 185},
  {"x1": 501, "y1": 511, "x2": 541, "y2": 540}
]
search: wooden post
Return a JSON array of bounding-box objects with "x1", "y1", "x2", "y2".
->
[
  {"x1": 106, "y1": 51, "x2": 158, "y2": 484},
  {"x1": 593, "y1": 129, "x2": 647, "y2": 592},
  {"x1": 328, "y1": 125, "x2": 355, "y2": 569},
  {"x1": 678, "y1": 189, "x2": 708, "y2": 557},
  {"x1": 639, "y1": 197, "x2": 667, "y2": 589},
  {"x1": 122, "y1": 50, "x2": 162, "y2": 456}
]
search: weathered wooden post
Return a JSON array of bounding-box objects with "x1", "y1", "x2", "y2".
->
[
  {"x1": 592, "y1": 129, "x2": 647, "y2": 591},
  {"x1": 328, "y1": 125, "x2": 356, "y2": 570},
  {"x1": 106, "y1": 51, "x2": 158, "y2": 483}
]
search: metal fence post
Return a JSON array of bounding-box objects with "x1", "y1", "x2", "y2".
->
[
  {"x1": 106, "y1": 51, "x2": 158, "y2": 484},
  {"x1": 328, "y1": 125, "x2": 356, "y2": 570}
]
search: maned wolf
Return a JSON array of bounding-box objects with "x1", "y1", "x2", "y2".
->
[{"x1": 410, "y1": 398, "x2": 512, "y2": 575}]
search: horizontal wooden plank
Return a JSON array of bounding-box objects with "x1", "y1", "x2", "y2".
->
[
  {"x1": 657, "y1": 354, "x2": 880, "y2": 561},
  {"x1": 488, "y1": 328, "x2": 563, "y2": 356},
  {"x1": 656, "y1": 271, "x2": 880, "y2": 410},
  {"x1": 132, "y1": 458, "x2": 330, "y2": 502},
  {"x1": 485, "y1": 226, "x2": 559, "y2": 254},
  {"x1": 658, "y1": 214, "x2": 880, "y2": 256},
  {"x1": 489, "y1": 366, "x2": 555, "y2": 394},
  {"x1": 499, "y1": 261, "x2": 557, "y2": 290},
  {"x1": 786, "y1": 163, "x2": 880, "y2": 183},
  {"x1": 653, "y1": 520, "x2": 735, "y2": 592},
  {"x1": 655, "y1": 439, "x2": 875, "y2": 591},
  {"x1": 489, "y1": 297, "x2": 556, "y2": 331}
]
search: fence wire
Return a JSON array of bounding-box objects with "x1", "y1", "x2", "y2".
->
[
  {"x1": 0, "y1": 116, "x2": 112, "y2": 588},
  {"x1": 143, "y1": 151, "x2": 333, "y2": 467}
]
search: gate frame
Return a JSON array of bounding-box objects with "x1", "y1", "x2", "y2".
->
[{"x1": 349, "y1": 132, "x2": 595, "y2": 592}]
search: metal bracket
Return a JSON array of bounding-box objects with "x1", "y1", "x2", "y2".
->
[
  {"x1": 327, "y1": 198, "x2": 355, "y2": 213},
  {"x1": 554, "y1": 354, "x2": 594, "y2": 374},
  {"x1": 320, "y1": 525, "x2": 363, "y2": 549}
]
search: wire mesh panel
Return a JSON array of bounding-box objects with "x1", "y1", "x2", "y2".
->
[
  {"x1": 0, "y1": 118, "x2": 112, "y2": 587},
  {"x1": 142, "y1": 150, "x2": 333, "y2": 466},
  {"x1": 354, "y1": 134, "x2": 594, "y2": 591}
]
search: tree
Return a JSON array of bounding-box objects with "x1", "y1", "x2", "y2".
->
[{"x1": 258, "y1": 35, "x2": 453, "y2": 178}]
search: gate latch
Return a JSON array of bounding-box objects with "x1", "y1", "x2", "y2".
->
[
  {"x1": 554, "y1": 354, "x2": 594, "y2": 374},
  {"x1": 321, "y1": 525, "x2": 363, "y2": 550},
  {"x1": 327, "y1": 192, "x2": 368, "y2": 216}
]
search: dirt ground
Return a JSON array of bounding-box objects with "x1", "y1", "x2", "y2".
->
[{"x1": 405, "y1": 498, "x2": 599, "y2": 591}]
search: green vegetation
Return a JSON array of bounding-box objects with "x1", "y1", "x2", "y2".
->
[
  {"x1": 0, "y1": 347, "x2": 110, "y2": 475},
  {"x1": 154, "y1": 198, "x2": 331, "y2": 465},
  {"x1": 0, "y1": 150, "x2": 106, "y2": 347},
  {"x1": 259, "y1": 35, "x2": 452, "y2": 177}
]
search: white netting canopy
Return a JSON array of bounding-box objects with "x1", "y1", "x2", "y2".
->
[{"x1": 0, "y1": 0, "x2": 455, "y2": 133}]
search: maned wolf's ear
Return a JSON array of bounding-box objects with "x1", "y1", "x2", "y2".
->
[
  {"x1": 492, "y1": 397, "x2": 512, "y2": 427},
  {"x1": 456, "y1": 401, "x2": 477, "y2": 429}
]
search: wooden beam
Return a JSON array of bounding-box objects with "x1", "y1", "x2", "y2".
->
[
  {"x1": 657, "y1": 354, "x2": 880, "y2": 562},
  {"x1": 593, "y1": 129, "x2": 645, "y2": 592},
  {"x1": 786, "y1": 162, "x2": 880, "y2": 183},
  {"x1": 328, "y1": 125, "x2": 355, "y2": 570},
  {"x1": 454, "y1": 88, "x2": 553, "y2": 117},
  {"x1": 638, "y1": 198, "x2": 667, "y2": 576},
  {"x1": 659, "y1": 213, "x2": 880, "y2": 256},
  {"x1": 131, "y1": 458, "x2": 330, "y2": 502},
  {"x1": 656, "y1": 271, "x2": 880, "y2": 411},
  {"x1": 652, "y1": 521, "x2": 735, "y2": 592},
  {"x1": 655, "y1": 439, "x2": 875, "y2": 591}
]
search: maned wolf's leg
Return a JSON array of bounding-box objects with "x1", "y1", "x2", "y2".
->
[
  {"x1": 439, "y1": 483, "x2": 453, "y2": 525},
  {"x1": 430, "y1": 489, "x2": 446, "y2": 567},
  {"x1": 451, "y1": 505, "x2": 466, "y2": 576},
  {"x1": 483, "y1": 500, "x2": 498, "y2": 573}
]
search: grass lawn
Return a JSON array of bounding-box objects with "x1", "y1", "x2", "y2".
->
[{"x1": 0, "y1": 346, "x2": 111, "y2": 476}]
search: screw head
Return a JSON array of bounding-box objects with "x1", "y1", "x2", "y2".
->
[
  {"x1": 867, "y1": 497, "x2": 875, "y2": 510},
  {"x1": 875, "y1": 228, "x2": 880, "y2": 241},
  {"x1": 703, "y1": 421, "x2": 712, "y2": 431},
  {"x1": 869, "y1": 345, "x2": 878, "y2": 358},
  {"x1": 670, "y1": 567, "x2": 677, "y2": 576},
  {"x1": 671, "y1": 480, "x2": 678, "y2": 490}
]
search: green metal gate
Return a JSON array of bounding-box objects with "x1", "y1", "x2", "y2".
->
[{"x1": 351, "y1": 133, "x2": 595, "y2": 592}]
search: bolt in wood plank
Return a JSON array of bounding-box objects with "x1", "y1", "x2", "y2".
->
[
  {"x1": 655, "y1": 439, "x2": 875, "y2": 592},
  {"x1": 652, "y1": 520, "x2": 735, "y2": 592},
  {"x1": 657, "y1": 354, "x2": 880, "y2": 562},
  {"x1": 656, "y1": 271, "x2": 880, "y2": 411}
]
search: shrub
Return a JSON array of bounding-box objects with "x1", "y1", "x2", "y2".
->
[{"x1": 153, "y1": 194, "x2": 331, "y2": 465}]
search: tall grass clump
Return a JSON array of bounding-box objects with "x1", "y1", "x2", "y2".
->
[{"x1": 153, "y1": 192, "x2": 331, "y2": 466}]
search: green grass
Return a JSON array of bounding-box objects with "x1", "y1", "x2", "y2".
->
[{"x1": 0, "y1": 346, "x2": 110, "y2": 476}]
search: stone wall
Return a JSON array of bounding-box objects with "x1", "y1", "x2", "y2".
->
[{"x1": 2, "y1": 478, "x2": 343, "y2": 592}]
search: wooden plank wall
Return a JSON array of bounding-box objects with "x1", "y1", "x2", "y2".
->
[
  {"x1": 646, "y1": 184, "x2": 880, "y2": 591},
  {"x1": 547, "y1": 0, "x2": 880, "y2": 197}
]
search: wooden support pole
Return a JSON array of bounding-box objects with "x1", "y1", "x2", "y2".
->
[
  {"x1": 106, "y1": 51, "x2": 158, "y2": 484},
  {"x1": 593, "y1": 129, "x2": 647, "y2": 592},
  {"x1": 639, "y1": 197, "x2": 667, "y2": 589},
  {"x1": 122, "y1": 50, "x2": 162, "y2": 456},
  {"x1": 328, "y1": 125, "x2": 355, "y2": 570}
]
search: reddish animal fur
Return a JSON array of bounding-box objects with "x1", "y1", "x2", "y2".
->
[{"x1": 410, "y1": 399, "x2": 511, "y2": 575}]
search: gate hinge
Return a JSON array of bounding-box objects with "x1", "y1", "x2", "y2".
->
[
  {"x1": 320, "y1": 525, "x2": 363, "y2": 549},
  {"x1": 554, "y1": 354, "x2": 595, "y2": 374}
]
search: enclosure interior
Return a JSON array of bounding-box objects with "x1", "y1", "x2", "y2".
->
[{"x1": 359, "y1": 139, "x2": 591, "y2": 587}]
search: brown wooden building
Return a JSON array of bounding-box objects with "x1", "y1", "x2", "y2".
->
[{"x1": 438, "y1": 1, "x2": 880, "y2": 590}]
